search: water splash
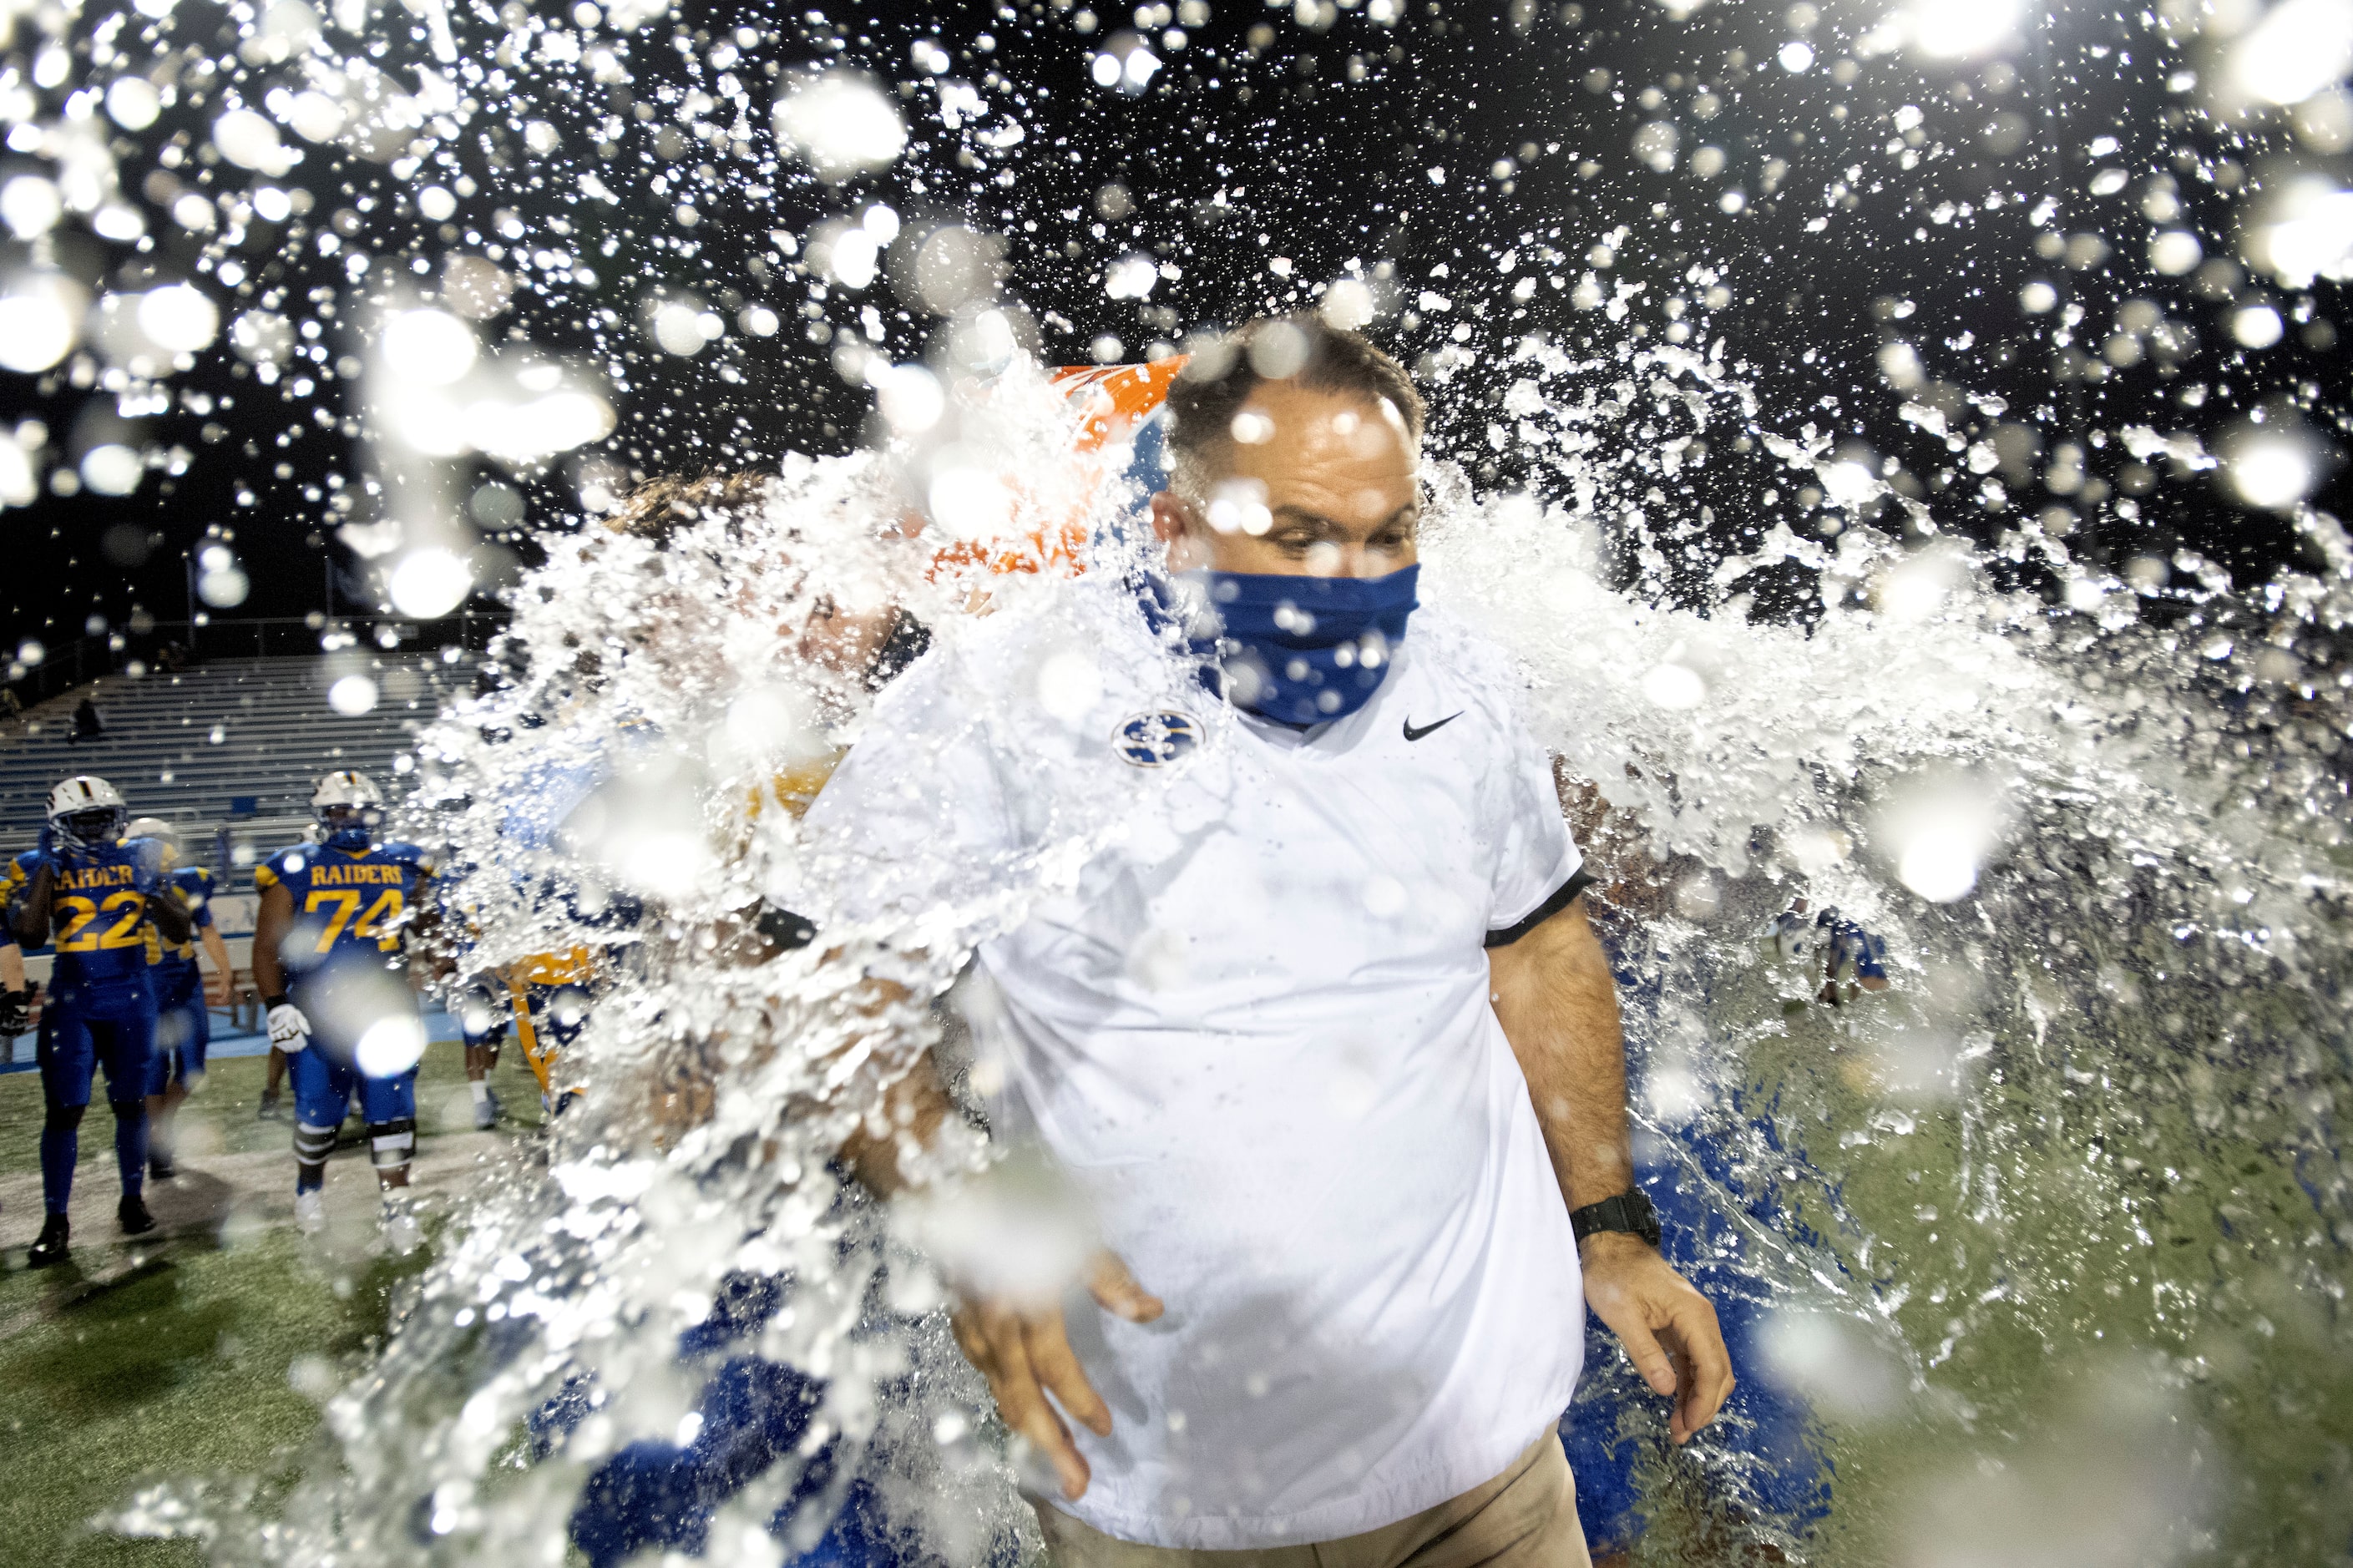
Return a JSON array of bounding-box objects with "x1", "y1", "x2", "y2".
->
[{"x1": 2, "y1": 0, "x2": 2340, "y2": 1559}]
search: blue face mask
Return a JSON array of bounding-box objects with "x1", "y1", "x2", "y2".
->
[
  {"x1": 1160, "y1": 564, "x2": 1420, "y2": 726},
  {"x1": 321, "y1": 813, "x2": 374, "y2": 852}
]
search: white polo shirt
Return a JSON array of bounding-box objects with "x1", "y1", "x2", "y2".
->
[{"x1": 802, "y1": 574, "x2": 1587, "y2": 1549}]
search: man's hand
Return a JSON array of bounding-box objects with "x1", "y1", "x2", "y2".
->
[
  {"x1": 949, "y1": 1250, "x2": 1163, "y2": 1502},
  {"x1": 1581, "y1": 1232, "x2": 1734, "y2": 1444},
  {"x1": 205, "y1": 969, "x2": 233, "y2": 1007}
]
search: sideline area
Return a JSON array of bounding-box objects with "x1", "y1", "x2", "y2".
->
[
  {"x1": 0, "y1": 1042, "x2": 550, "y2": 1566},
  {"x1": 0, "y1": 1009, "x2": 464, "y2": 1077}
]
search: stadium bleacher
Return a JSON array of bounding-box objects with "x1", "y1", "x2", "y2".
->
[{"x1": 0, "y1": 651, "x2": 466, "y2": 864}]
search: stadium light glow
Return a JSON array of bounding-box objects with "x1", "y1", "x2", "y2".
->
[
  {"x1": 382, "y1": 307, "x2": 478, "y2": 387},
  {"x1": 2229, "y1": 0, "x2": 2353, "y2": 107},
  {"x1": 772, "y1": 72, "x2": 906, "y2": 184},
  {"x1": 1906, "y1": 0, "x2": 2026, "y2": 58},
  {"x1": 356, "y1": 1013, "x2": 428, "y2": 1077},
  {"x1": 388, "y1": 548, "x2": 473, "y2": 619},
  {"x1": 2224, "y1": 427, "x2": 2318, "y2": 511},
  {"x1": 0, "y1": 271, "x2": 83, "y2": 372}
]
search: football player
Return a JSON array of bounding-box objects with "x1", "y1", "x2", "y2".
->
[
  {"x1": 0, "y1": 926, "x2": 29, "y2": 1062},
  {"x1": 1, "y1": 846, "x2": 38, "y2": 1056},
  {"x1": 8, "y1": 776, "x2": 191, "y2": 1266},
  {"x1": 457, "y1": 978, "x2": 507, "y2": 1130},
  {"x1": 124, "y1": 817, "x2": 235, "y2": 1179},
  {"x1": 251, "y1": 771, "x2": 440, "y2": 1250},
  {"x1": 505, "y1": 953, "x2": 596, "y2": 1118}
]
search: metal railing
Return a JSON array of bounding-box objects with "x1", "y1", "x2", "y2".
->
[{"x1": 3, "y1": 611, "x2": 506, "y2": 711}]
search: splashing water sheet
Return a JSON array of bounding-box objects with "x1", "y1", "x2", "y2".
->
[{"x1": 0, "y1": 0, "x2": 2341, "y2": 1560}]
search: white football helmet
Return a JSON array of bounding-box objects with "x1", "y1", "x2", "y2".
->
[
  {"x1": 47, "y1": 775, "x2": 128, "y2": 849},
  {"x1": 124, "y1": 815, "x2": 180, "y2": 848},
  {"x1": 124, "y1": 816, "x2": 182, "y2": 867},
  {"x1": 312, "y1": 770, "x2": 386, "y2": 838}
]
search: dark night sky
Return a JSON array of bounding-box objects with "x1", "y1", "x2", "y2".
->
[{"x1": 2, "y1": 0, "x2": 2341, "y2": 669}]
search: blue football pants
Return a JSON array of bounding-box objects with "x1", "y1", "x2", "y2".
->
[{"x1": 38, "y1": 980, "x2": 156, "y2": 1214}]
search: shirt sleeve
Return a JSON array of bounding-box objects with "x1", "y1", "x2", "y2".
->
[
  {"x1": 797, "y1": 644, "x2": 1020, "y2": 937},
  {"x1": 1481, "y1": 698, "x2": 1586, "y2": 946}
]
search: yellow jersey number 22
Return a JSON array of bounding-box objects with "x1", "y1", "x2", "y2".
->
[{"x1": 54, "y1": 892, "x2": 146, "y2": 952}]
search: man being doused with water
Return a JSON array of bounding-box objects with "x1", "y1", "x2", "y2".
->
[{"x1": 802, "y1": 318, "x2": 1733, "y2": 1564}]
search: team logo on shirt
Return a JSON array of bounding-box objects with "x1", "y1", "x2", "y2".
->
[{"x1": 1113, "y1": 710, "x2": 1202, "y2": 767}]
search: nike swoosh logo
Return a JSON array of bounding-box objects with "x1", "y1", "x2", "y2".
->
[{"x1": 1403, "y1": 712, "x2": 1463, "y2": 742}]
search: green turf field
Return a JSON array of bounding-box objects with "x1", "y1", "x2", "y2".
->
[{"x1": 0, "y1": 1044, "x2": 549, "y2": 1566}]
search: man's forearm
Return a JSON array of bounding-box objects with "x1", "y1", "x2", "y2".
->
[
  {"x1": 12, "y1": 866, "x2": 52, "y2": 947},
  {"x1": 150, "y1": 887, "x2": 192, "y2": 944},
  {"x1": 1494, "y1": 896, "x2": 1738, "y2": 1442},
  {"x1": 252, "y1": 893, "x2": 289, "y2": 995},
  {"x1": 0, "y1": 943, "x2": 22, "y2": 990},
  {"x1": 1487, "y1": 896, "x2": 1632, "y2": 1210}
]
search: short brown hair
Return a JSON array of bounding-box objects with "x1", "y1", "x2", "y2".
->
[
  {"x1": 1162, "y1": 316, "x2": 1424, "y2": 500},
  {"x1": 603, "y1": 470, "x2": 777, "y2": 545}
]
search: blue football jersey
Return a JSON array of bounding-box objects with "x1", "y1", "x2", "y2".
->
[
  {"x1": 0, "y1": 849, "x2": 33, "y2": 937},
  {"x1": 46, "y1": 837, "x2": 169, "y2": 987},
  {"x1": 256, "y1": 839, "x2": 435, "y2": 970},
  {"x1": 149, "y1": 864, "x2": 217, "y2": 999}
]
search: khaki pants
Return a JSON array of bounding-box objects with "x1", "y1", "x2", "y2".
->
[{"x1": 1035, "y1": 1434, "x2": 1592, "y2": 1568}]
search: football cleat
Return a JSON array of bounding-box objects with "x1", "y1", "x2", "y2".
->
[
  {"x1": 257, "y1": 1090, "x2": 285, "y2": 1121},
  {"x1": 27, "y1": 1214, "x2": 69, "y2": 1267},
  {"x1": 148, "y1": 1152, "x2": 177, "y2": 1181},
  {"x1": 381, "y1": 1196, "x2": 421, "y2": 1256},
  {"x1": 118, "y1": 1192, "x2": 156, "y2": 1236},
  {"x1": 294, "y1": 1188, "x2": 326, "y2": 1234},
  {"x1": 473, "y1": 1089, "x2": 502, "y2": 1130}
]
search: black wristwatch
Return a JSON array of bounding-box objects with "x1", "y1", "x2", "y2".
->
[{"x1": 1571, "y1": 1189, "x2": 1662, "y2": 1249}]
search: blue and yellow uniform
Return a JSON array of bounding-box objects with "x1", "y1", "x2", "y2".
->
[
  {"x1": 0, "y1": 849, "x2": 36, "y2": 1050},
  {"x1": 33, "y1": 836, "x2": 169, "y2": 1216},
  {"x1": 144, "y1": 864, "x2": 218, "y2": 1094},
  {"x1": 454, "y1": 752, "x2": 640, "y2": 1111},
  {"x1": 255, "y1": 838, "x2": 434, "y2": 1134},
  {"x1": 0, "y1": 849, "x2": 33, "y2": 931}
]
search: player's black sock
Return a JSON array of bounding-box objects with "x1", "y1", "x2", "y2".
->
[
  {"x1": 38, "y1": 1103, "x2": 84, "y2": 1214},
  {"x1": 109, "y1": 1099, "x2": 149, "y2": 1197}
]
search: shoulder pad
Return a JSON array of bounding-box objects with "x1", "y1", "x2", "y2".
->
[
  {"x1": 382, "y1": 841, "x2": 435, "y2": 873},
  {"x1": 256, "y1": 847, "x2": 310, "y2": 885}
]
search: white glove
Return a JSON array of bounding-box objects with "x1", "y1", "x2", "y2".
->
[{"x1": 268, "y1": 1002, "x2": 312, "y2": 1049}]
